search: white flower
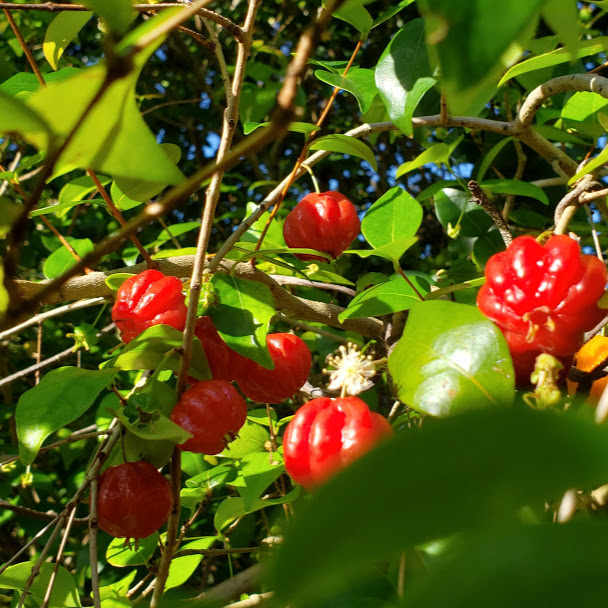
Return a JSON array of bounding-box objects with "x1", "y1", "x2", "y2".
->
[{"x1": 324, "y1": 342, "x2": 380, "y2": 396}]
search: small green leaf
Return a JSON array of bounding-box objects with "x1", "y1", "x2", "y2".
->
[
  {"x1": 114, "y1": 408, "x2": 191, "y2": 444},
  {"x1": 230, "y1": 451, "x2": 285, "y2": 511},
  {"x1": 347, "y1": 237, "x2": 418, "y2": 261},
  {"x1": 499, "y1": 37, "x2": 608, "y2": 85},
  {"x1": 105, "y1": 272, "x2": 132, "y2": 291},
  {"x1": 42, "y1": 237, "x2": 94, "y2": 279},
  {"x1": 16, "y1": 367, "x2": 118, "y2": 465},
  {"x1": 338, "y1": 275, "x2": 425, "y2": 321},
  {"x1": 309, "y1": 134, "x2": 378, "y2": 172},
  {"x1": 315, "y1": 68, "x2": 378, "y2": 113},
  {"x1": 434, "y1": 187, "x2": 492, "y2": 238},
  {"x1": 243, "y1": 121, "x2": 318, "y2": 135},
  {"x1": 323, "y1": 0, "x2": 373, "y2": 35},
  {"x1": 113, "y1": 325, "x2": 211, "y2": 381},
  {"x1": 362, "y1": 187, "x2": 423, "y2": 249},
  {"x1": 106, "y1": 533, "x2": 158, "y2": 566},
  {"x1": 376, "y1": 19, "x2": 437, "y2": 137},
  {"x1": 210, "y1": 274, "x2": 276, "y2": 369},
  {"x1": 388, "y1": 301, "x2": 514, "y2": 416},
  {"x1": 568, "y1": 145, "x2": 608, "y2": 185},
  {"x1": 43, "y1": 11, "x2": 92, "y2": 70},
  {"x1": 82, "y1": 0, "x2": 135, "y2": 36},
  {"x1": 396, "y1": 144, "x2": 450, "y2": 177},
  {"x1": 373, "y1": 0, "x2": 416, "y2": 28},
  {"x1": 220, "y1": 419, "x2": 270, "y2": 459}
]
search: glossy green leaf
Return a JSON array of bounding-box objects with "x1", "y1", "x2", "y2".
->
[
  {"x1": 269, "y1": 408, "x2": 608, "y2": 607},
  {"x1": 568, "y1": 144, "x2": 608, "y2": 185},
  {"x1": 209, "y1": 274, "x2": 275, "y2": 369},
  {"x1": 420, "y1": 0, "x2": 543, "y2": 115},
  {"x1": 338, "y1": 276, "x2": 425, "y2": 321},
  {"x1": 82, "y1": 0, "x2": 135, "y2": 36},
  {"x1": 0, "y1": 561, "x2": 81, "y2": 606},
  {"x1": 220, "y1": 419, "x2": 270, "y2": 459},
  {"x1": 396, "y1": 143, "x2": 450, "y2": 177},
  {"x1": 561, "y1": 91, "x2": 608, "y2": 138},
  {"x1": 346, "y1": 237, "x2": 418, "y2": 261},
  {"x1": 309, "y1": 134, "x2": 378, "y2": 172},
  {"x1": 16, "y1": 367, "x2": 118, "y2": 465},
  {"x1": 324, "y1": 0, "x2": 373, "y2": 35},
  {"x1": 166, "y1": 537, "x2": 216, "y2": 590},
  {"x1": 106, "y1": 533, "x2": 158, "y2": 566},
  {"x1": 113, "y1": 325, "x2": 211, "y2": 381},
  {"x1": 186, "y1": 463, "x2": 236, "y2": 490},
  {"x1": 315, "y1": 68, "x2": 378, "y2": 113},
  {"x1": 376, "y1": 19, "x2": 436, "y2": 136},
  {"x1": 499, "y1": 37, "x2": 608, "y2": 85},
  {"x1": 481, "y1": 179, "x2": 549, "y2": 205},
  {"x1": 407, "y1": 525, "x2": 608, "y2": 607},
  {"x1": 43, "y1": 11, "x2": 92, "y2": 70},
  {"x1": 362, "y1": 186, "x2": 423, "y2": 249},
  {"x1": 230, "y1": 451, "x2": 285, "y2": 511},
  {"x1": 388, "y1": 301, "x2": 514, "y2": 416},
  {"x1": 42, "y1": 237, "x2": 94, "y2": 279}
]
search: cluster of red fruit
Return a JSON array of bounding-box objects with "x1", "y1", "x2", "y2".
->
[
  {"x1": 477, "y1": 234, "x2": 607, "y2": 385},
  {"x1": 98, "y1": 191, "x2": 392, "y2": 539}
]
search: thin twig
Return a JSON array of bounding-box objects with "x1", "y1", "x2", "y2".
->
[
  {"x1": 3, "y1": 8, "x2": 44, "y2": 84},
  {"x1": 467, "y1": 180, "x2": 513, "y2": 246},
  {"x1": 89, "y1": 475, "x2": 101, "y2": 608},
  {"x1": 0, "y1": 499, "x2": 88, "y2": 525},
  {"x1": 554, "y1": 173, "x2": 597, "y2": 235}
]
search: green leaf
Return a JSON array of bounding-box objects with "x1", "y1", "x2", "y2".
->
[
  {"x1": 388, "y1": 301, "x2": 514, "y2": 416},
  {"x1": 209, "y1": 274, "x2": 276, "y2": 369},
  {"x1": 346, "y1": 237, "x2": 418, "y2": 261},
  {"x1": 268, "y1": 408, "x2": 608, "y2": 607},
  {"x1": 30, "y1": 198, "x2": 106, "y2": 217},
  {"x1": 308, "y1": 134, "x2": 378, "y2": 172},
  {"x1": 477, "y1": 137, "x2": 514, "y2": 182},
  {"x1": 0, "y1": 89, "x2": 52, "y2": 149},
  {"x1": 43, "y1": 11, "x2": 92, "y2": 71},
  {"x1": 243, "y1": 121, "x2": 318, "y2": 135},
  {"x1": 376, "y1": 19, "x2": 437, "y2": 137},
  {"x1": 230, "y1": 451, "x2": 285, "y2": 511},
  {"x1": 420, "y1": 0, "x2": 544, "y2": 115},
  {"x1": 315, "y1": 68, "x2": 378, "y2": 113},
  {"x1": 396, "y1": 143, "x2": 450, "y2": 177},
  {"x1": 533, "y1": 124, "x2": 590, "y2": 145},
  {"x1": 113, "y1": 325, "x2": 211, "y2": 381},
  {"x1": 373, "y1": 0, "x2": 416, "y2": 28},
  {"x1": 499, "y1": 37, "x2": 608, "y2": 85},
  {"x1": 82, "y1": 0, "x2": 135, "y2": 36},
  {"x1": 26, "y1": 10, "x2": 185, "y2": 183},
  {"x1": 338, "y1": 276, "x2": 425, "y2": 321},
  {"x1": 42, "y1": 237, "x2": 94, "y2": 279},
  {"x1": 561, "y1": 91, "x2": 608, "y2": 138},
  {"x1": 362, "y1": 186, "x2": 423, "y2": 249},
  {"x1": 541, "y1": 0, "x2": 579, "y2": 61},
  {"x1": 0, "y1": 266, "x2": 8, "y2": 318},
  {"x1": 105, "y1": 272, "x2": 132, "y2": 291},
  {"x1": 106, "y1": 533, "x2": 158, "y2": 566},
  {"x1": 434, "y1": 187, "x2": 492, "y2": 238},
  {"x1": 324, "y1": 0, "x2": 373, "y2": 35},
  {"x1": 406, "y1": 524, "x2": 608, "y2": 607},
  {"x1": 220, "y1": 419, "x2": 270, "y2": 459},
  {"x1": 166, "y1": 537, "x2": 216, "y2": 590},
  {"x1": 568, "y1": 144, "x2": 608, "y2": 185},
  {"x1": 99, "y1": 570, "x2": 137, "y2": 604},
  {"x1": 114, "y1": 408, "x2": 191, "y2": 444},
  {"x1": 481, "y1": 179, "x2": 549, "y2": 205},
  {"x1": 0, "y1": 561, "x2": 81, "y2": 606},
  {"x1": 16, "y1": 367, "x2": 117, "y2": 466}
]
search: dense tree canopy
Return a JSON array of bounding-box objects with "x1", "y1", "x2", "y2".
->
[{"x1": 3, "y1": 0, "x2": 608, "y2": 606}]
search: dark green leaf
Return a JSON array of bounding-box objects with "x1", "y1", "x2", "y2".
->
[
  {"x1": 481, "y1": 179, "x2": 549, "y2": 205},
  {"x1": 42, "y1": 237, "x2": 94, "y2": 279},
  {"x1": 376, "y1": 19, "x2": 437, "y2": 136},
  {"x1": 16, "y1": 367, "x2": 118, "y2": 465},
  {"x1": 388, "y1": 301, "x2": 514, "y2": 415},
  {"x1": 269, "y1": 408, "x2": 608, "y2": 606},
  {"x1": 106, "y1": 533, "x2": 158, "y2": 566},
  {"x1": 210, "y1": 274, "x2": 275, "y2": 369},
  {"x1": 373, "y1": 0, "x2": 416, "y2": 28}
]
